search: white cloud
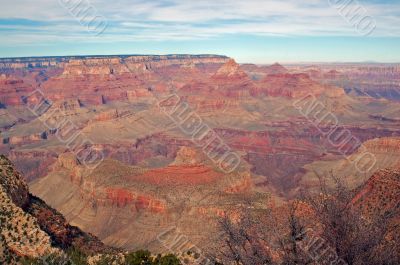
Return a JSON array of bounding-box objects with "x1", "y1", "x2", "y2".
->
[{"x1": 0, "y1": 0, "x2": 399, "y2": 44}]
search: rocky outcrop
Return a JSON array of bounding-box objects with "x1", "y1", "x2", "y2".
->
[
  {"x1": 351, "y1": 168, "x2": 400, "y2": 255},
  {"x1": 0, "y1": 184, "x2": 55, "y2": 262},
  {"x1": 0, "y1": 155, "x2": 29, "y2": 207},
  {"x1": 351, "y1": 168, "x2": 400, "y2": 213},
  {"x1": 0, "y1": 155, "x2": 111, "y2": 262}
]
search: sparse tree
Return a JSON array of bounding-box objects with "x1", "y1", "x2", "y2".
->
[
  {"x1": 216, "y1": 199, "x2": 274, "y2": 265},
  {"x1": 301, "y1": 173, "x2": 400, "y2": 265}
]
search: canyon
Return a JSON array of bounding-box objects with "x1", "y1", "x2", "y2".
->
[{"x1": 0, "y1": 55, "x2": 400, "y2": 253}]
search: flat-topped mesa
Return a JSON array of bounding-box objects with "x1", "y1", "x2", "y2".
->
[
  {"x1": 62, "y1": 55, "x2": 230, "y2": 76},
  {"x1": 0, "y1": 54, "x2": 229, "y2": 72},
  {"x1": 0, "y1": 57, "x2": 68, "y2": 70},
  {"x1": 62, "y1": 58, "x2": 128, "y2": 76},
  {"x1": 0, "y1": 55, "x2": 232, "y2": 108},
  {"x1": 123, "y1": 54, "x2": 229, "y2": 65},
  {"x1": 0, "y1": 54, "x2": 229, "y2": 70}
]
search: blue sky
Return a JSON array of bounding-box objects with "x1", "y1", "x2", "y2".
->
[{"x1": 0, "y1": 0, "x2": 399, "y2": 63}]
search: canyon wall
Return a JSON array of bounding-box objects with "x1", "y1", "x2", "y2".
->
[{"x1": 0, "y1": 55, "x2": 229, "y2": 107}]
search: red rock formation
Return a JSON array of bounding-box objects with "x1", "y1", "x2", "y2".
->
[
  {"x1": 212, "y1": 59, "x2": 249, "y2": 80},
  {"x1": 0, "y1": 55, "x2": 229, "y2": 107},
  {"x1": 133, "y1": 195, "x2": 166, "y2": 213},
  {"x1": 61, "y1": 55, "x2": 228, "y2": 77},
  {"x1": 177, "y1": 59, "x2": 256, "y2": 111},
  {"x1": 0, "y1": 75, "x2": 35, "y2": 106},
  {"x1": 105, "y1": 188, "x2": 135, "y2": 207},
  {"x1": 257, "y1": 73, "x2": 326, "y2": 98},
  {"x1": 133, "y1": 165, "x2": 223, "y2": 186}
]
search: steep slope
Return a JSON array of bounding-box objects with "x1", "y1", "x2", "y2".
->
[
  {"x1": 0, "y1": 155, "x2": 110, "y2": 263},
  {"x1": 0, "y1": 155, "x2": 56, "y2": 263},
  {"x1": 352, "y1": 168, "x2": 400, "y2": 216},
  {"x1": 351, "y1": 168, "x2": 400, "y2": 258}
]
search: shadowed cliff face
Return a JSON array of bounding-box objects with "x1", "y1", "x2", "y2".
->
[{"x1": 0, "y1": 155, "x2": 112, "y2": 262}]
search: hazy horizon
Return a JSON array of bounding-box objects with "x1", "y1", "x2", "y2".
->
[{"x1": 0, "y1": 53, "x2": 399, "y2": 65}]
